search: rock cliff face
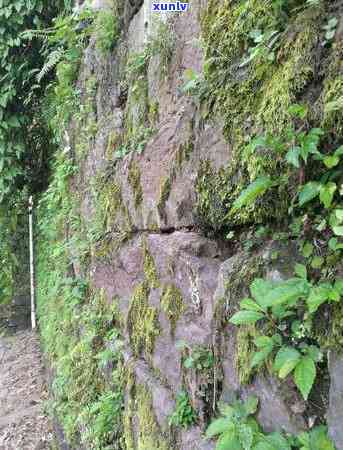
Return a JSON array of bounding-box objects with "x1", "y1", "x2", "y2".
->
[{"x1": 42, "y1": 0, "x2": 343, "y2": 449}]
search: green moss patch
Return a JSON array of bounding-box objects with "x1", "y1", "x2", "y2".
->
[
  {"x1": 196, "y1": 1, "x2": 328, "y2": 229},
  {"x1": 128, "y1": 160, "x2": 143, "y2": 208},
  {"x1": 127, "y1": 282, "x2": 160, "y2": 358},
  {"x1": 143, "y1": 238, "x2": 160, "y2": 288},
  {"x1": 161, "y1": 284, "x2": 184, "y2": 336}
]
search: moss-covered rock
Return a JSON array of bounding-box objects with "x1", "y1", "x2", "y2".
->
[
  {"x1": 161, "y1": 284, "x2": 184, "y2": 337},
  {"x1": 128, "y1": 160, "x2": 143, "y2": 208},
  {"x1": 197, "y1": 0, "x2": 333, "y2": 228},
  {"x1": 127, "y1": 282, "x2": 160, "y2": 358},
  {"x1": 124, "y1": 374, "x2": 171, "y2": 450},
  {"x1": 143, "y1": 238, "x2": 160, "y2": 289}
]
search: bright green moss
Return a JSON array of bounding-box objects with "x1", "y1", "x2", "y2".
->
[
  {"x1": 157, "y1": 176, "x2": 171, "y2": 220},
  {"x1": 98, "y1": 181, "x2": 123, "y2": 232},
  {"x1": 316, "y1": 301, "x2": 343, "y2": 351},
  {"x1": 321, "y1": 41, "x2": 343, "y2": 137},
  {"x1": 136, "y1": 384, "x2": 171, "y2": 450},
  {"x1": 93, "y1": 172, "x2": 132, "y2": 237},
  {"x1": 124, "y1": 377, "x2": 171, "y2": 450},
  {"x1": 197, "y1": 1, "x2": 323, "y2": 228},
  {"x1": 235, "y1": 325, "x2": 258, "y2": 385},
  {"x1": 214, "y1": 255, "x2": 264, "y2": 383},
  {"x1": 128, "y1": 161, "x2": 143, "y2": 208},
  {"x1": 143, "y1": 238, "x2": 160, "y2": 288},
  {"x1": 127, "y1": 282, "x2": 160, "y2": 357},
  {"x1": 123, "y1": 364, "x2": 135, "y2": 450},
  {"x1": 161, "y1": 284, "x2": 184, "y2": 336}
]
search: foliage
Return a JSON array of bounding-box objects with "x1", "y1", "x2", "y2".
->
[
  {"x1": 0, "y1": 0, "x2": 69, "y2": 204},
  {"x1": 177, "y1": 341, "x2": 214, "y2": 371},
  {"x1": 231, "y1": 177, "x2": 274, "y2": 212},
  {"x1": 169, "y1": 391, "x2": 197, "y2": 429},
  {"x1": 36, "y1": 147, "x2": 125, "y2": 449},
  {"x1": 95, "y1": 9, "x2": 119, "y2": 55},
  {"x1": 233, "y1": 105, "x2": 343, "y2": 235},
  {"x1": 240, "y1": 28, "x2": 281, "y2": 67},
  {"x1": 322, "y1": 17, "x2": 338, "y2": 46},
  {"x1": 148, "y1": 19, "x2": 175, "y2": 79},
  {"x1": 206, "y1": 396, "x2": 335, "y2": 450},
  {"x1": 229, "y1": 272, "x2": 343, "y2": 399}
]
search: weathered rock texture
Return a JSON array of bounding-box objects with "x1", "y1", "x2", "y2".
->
[{"x1": 51, "y1": 0, "x2": 343, "y2": 448}]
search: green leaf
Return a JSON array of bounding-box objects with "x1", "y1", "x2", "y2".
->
[
  {"x1": 305, "y1": 345, "x2": 322, "y2": 363},
  {"x1": 286, "y1": 147, "x2": 300, "y2": 168},
  {"x1": 309, "y1": 425, "x2": 335, "y2": 450},
  {"x1": 264, "y1": 433, "x2": 291, "y2": 450},
  {"x1": 328, "y1": 237, "x2": 343, "y2": 251},
  {"x1": 229, "y1": 310, "x2": 265, "y2": 325},
  {"x1": 311, "y1": 256, "x2": 324, "y2": 269},
  {"x1": 251, "y1": 347, "x2": 273, "y2": 369},
  {"x1": 298, "y1": 182, "x2": 321, "y2": 206},
  {"x1": 250, "y1": 278, "x2": 274, "y2": 308},
  {"x1": 333, "y1": 226, "x2": 343, "y2": 236},
  {"x1": 254, "y1": 336, "x2": 273, "y2": 348},
  {"x1": 243, "y1": 396, "x2": 259, "y2": 415},
  {"x1": 240, "y1": 298, "x2": 264, "y2": 312},
  {"x1": 216, "y1": 431, "x2": 241, "y2": 450},
  {"x1": 302, "y1": 242, "x2": 314, "y2": 258},
  {"x1": 319, "y1": 182, "x2": 337, "y2": 208},
  {"x1": 323, "y1": 155, "x2": 339, "y2": 168},
  {"x1": 238, "y1": 423, "x2": 254, "y2": 450},
  {"x1": 294, "y1": 263, "x2": 307, "y2": 279},
  {"x1": 206, "y1": 418, "x2": 231, "y2": 438},
  {"x1": 274, "y1": 347, "x2": 301, "y2": 379},
  {"x1": 334, "y1": 145, "x2": 343, "y2": 157},
  {"x1": 183, "y1": 357, "x2": 194, "y2": 369},
  {"x1": 232, "y1": 176, "x2": 273, "y2": 211},
  {"x1": 335, "y1": 209, "x2": 343, "y2": 222},
  {"x1": 261, "y1": 278, "x2": 309, "y2": 308},
  {"x1": 288, "y1": 104, "x2": 308, "y2": 119},
  {"x1": 307, "y1": 285, "x2": 330, "y2": 313},
  {"x1": 294, "y1": 356, "x2": 316, "y2": 400},
  {"x1": 334, "y1": 279, "x2": 343, "y2": 295}
]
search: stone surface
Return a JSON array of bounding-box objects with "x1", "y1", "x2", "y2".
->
[
  {"x1": 55, "y1": 0, "x2": 342, "y2": 448},
  {"x1": 328, "y1": 352, "x2": 343, "y2": 450}
]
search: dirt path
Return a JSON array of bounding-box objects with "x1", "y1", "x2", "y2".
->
[{"x1": 0, "y1": 330, "x2": 54, "y2": 450}]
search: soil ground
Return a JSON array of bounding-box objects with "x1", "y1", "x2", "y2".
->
[{"x1": 0, "y1": 330, "x2": 54, "y2": 450}]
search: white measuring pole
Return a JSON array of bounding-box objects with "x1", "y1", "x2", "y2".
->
[{"x1": 29, "y1": 195, "x2": 36, "y2": 330}]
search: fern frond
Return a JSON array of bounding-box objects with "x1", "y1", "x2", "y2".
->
[{"x1": 37, "y1": 48, "x2": 65, "y2": 83}]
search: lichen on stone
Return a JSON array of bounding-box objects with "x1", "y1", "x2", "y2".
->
[
  {"x1": 161, "y1": 284, "x2": 184, "y2": 336},
  {"x1": 127, "y1": 281, "x2": 160, "y2": 358}
]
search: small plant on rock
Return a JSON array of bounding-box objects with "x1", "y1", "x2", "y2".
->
[
  {"x1": 169, "y1": 390, "x2": 197, "y2": 429},
  {"x1": 229, "y1": 272, "x2": 343, "y2": 399},
  {"x1": 206, "y1": 396, "x2": 335, "y2": 449}
]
